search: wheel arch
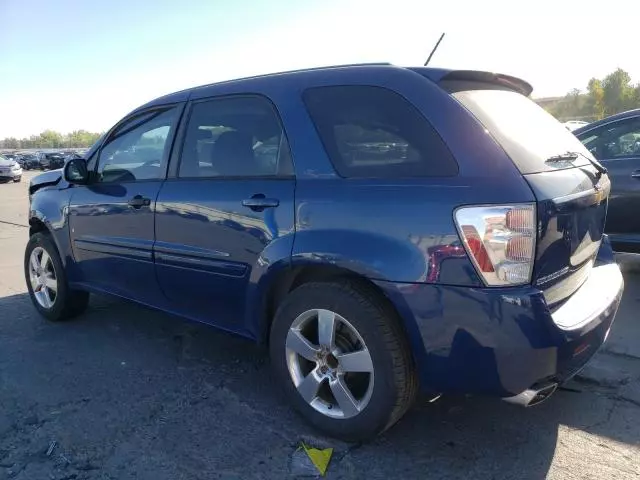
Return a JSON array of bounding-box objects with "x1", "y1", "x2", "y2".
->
[
  {"x1": 29, "y1": 216, "x2": 49, "y2": 238},
  {"x1": 255, "y1": 261, "x2": 426, "y2": 372},
  {"x1": 28, "y1": 193, "x2": 73, "y2": 270}
]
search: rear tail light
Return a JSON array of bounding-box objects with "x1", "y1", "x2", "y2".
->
[{"x1": 454, "y1": 204, "x2": 536, "y2": 286}]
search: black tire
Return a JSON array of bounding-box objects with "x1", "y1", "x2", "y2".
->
[
  {"x1": 13, "y1": 176, "x2": 21, "y2": 183},
  {"x1": 270, "y1": 280, "x2": 418, "y2": 441},
  {"x1": 24, "y1": 232, "x2": 89, "y2": 321}
]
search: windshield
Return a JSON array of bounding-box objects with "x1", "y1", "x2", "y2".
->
[{"x1": 453, "y1": 89, "x2": 594, "y2": 174}]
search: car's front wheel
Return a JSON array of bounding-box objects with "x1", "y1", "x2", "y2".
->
[
  {"x1": 25, "y1": 232, "x2": 89, "y2": 321},
  {"x1": 270, "y1": 280, "x2": 417, "y2": 441}
]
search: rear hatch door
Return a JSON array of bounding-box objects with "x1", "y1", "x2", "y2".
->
[{"x1": 449, "y1": 82, "x2": 609, "y2": 307}]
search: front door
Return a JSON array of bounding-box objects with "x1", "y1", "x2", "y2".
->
[
  {"x1": 579, "y1": 116, "x2": 640, "y2": 251},
  {"x1": 68, "y1": 106, "x2": 181, "y2": 303},
  {"x1": 154, "y1": 95, "x2": 295, "y2": 332}
]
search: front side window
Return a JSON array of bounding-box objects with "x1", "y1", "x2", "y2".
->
[
  {"x1": 179, "y1": 96, "x2": 293, "y2": 178},
  {"x1": 97, "y1": 107, "x2": 178, "y2": 183},
  {"x1": 578, "y1": 117, "x2": 640, "y2": 160},
  {"x1": 303, "y1": 85, "x2": 458, "y2": 178}
]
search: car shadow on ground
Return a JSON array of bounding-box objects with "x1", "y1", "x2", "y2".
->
[{"x1": 0, "y1": 291, "x2": 638, "y2": 479}]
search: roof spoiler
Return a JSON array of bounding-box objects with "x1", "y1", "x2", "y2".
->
[{"x1": 440, "y1": 70, "x2": 533, "y2": 96}]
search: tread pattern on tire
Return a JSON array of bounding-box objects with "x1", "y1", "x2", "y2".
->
[
  {"x1": 320, "y1": 279, "x2": 418, "y2": 433},
  {"x1": 274, "y1": 279, "x2": 418, "y2": 439}
]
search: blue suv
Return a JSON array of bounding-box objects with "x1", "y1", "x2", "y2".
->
[{"x1": 25, "y1": 64, "x2": 624, "y2": 440}]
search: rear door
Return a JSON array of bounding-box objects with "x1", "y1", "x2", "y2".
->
[
  {"x1": 68, "y1": 105, "x2": 182, "y2": 303},
  {"x1": 450, "y1": 86, "x2": 610, "y2": 307},
  {"x1": 575, "y1": 116, "x2": 640, "y2": 252},
  {"x1": 154, "y1": 95, "x2": 295, "y2": 332}
]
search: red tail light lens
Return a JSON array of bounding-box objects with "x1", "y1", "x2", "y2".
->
[
  {"x1": 455, "y1": 204, "x2": 536, "y2": 286},
  {"x1": 461, "y1": 225, "x2": 494, "y2": 272}
]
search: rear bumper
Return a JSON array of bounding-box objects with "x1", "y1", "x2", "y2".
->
[{"x1": 376, "y1": 253, "x2": 624, "y2": 398}]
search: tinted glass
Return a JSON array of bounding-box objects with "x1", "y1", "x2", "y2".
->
[
  {"x1": 179, "y1": 96, "x2": 293, "y2": 178},
  {"x1": 97, "y1": 108, "x2": 177, "y2": 183},
  {"x1": 303, "y1": 86, "x2": 457, "y2": 178},
  {"x1": 578, "y1": 117, "x2": 640, "y2": 160}
]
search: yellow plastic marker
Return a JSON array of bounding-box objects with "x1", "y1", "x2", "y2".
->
[{"x1": 302, "y1": 442, "x2": 333, "y2": 476}]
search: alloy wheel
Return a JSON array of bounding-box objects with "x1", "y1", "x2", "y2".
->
[
  {"x1": 28, "y1": 247, "x2": 58, "y2": 309},
  {"x1": 285, "y1": 309, "x2": 374, "y2": 419}
]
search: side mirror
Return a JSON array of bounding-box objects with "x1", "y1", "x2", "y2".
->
[{"x1": 64, "y1": 158, "x2": 89, "y2": 184}]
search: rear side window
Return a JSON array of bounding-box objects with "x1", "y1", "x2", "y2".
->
[
  {"x1": 303, "y1": 86, "x2": 458, "y2": 178},
  {"x1": 179, "y1": 96, "x2": 293, "y2": 178}
]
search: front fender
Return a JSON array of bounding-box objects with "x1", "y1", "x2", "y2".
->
[{"x1": 29, "y1": 187, "x2": 73, "y2": 270}]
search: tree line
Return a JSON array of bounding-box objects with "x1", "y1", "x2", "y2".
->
[
  {"x1": 538, "y1": 68, "x2": 640, "y2": 122},
  {"x1": 0, "y1": 130, "x2": 102, "y2": 150}
]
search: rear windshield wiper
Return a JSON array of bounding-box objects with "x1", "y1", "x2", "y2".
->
[{"x1": 545, "y1": 151, "x2": 608, "y2": 176}]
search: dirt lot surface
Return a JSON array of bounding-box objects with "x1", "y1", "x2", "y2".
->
[{"x1": 1, "y1": 171, "x2": 639, "y2": 479}]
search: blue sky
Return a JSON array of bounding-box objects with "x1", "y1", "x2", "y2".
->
[{"x1": 1, "y1": 0, "x2": 639, "y2": 137}]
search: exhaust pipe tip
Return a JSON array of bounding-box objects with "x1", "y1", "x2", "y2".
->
[{"x1": 503, "y1": 383, "x2": 558, "y2": 407}]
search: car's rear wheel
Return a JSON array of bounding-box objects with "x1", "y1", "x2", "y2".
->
[
  {"x1": 25, "y1": 232, "x2": 89, "y2": 321},
  {"x1": 270, "y1": 280, "x2": 417, "y2": 441}
]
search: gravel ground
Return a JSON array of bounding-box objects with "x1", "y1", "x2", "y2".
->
[{"x1": 0, "y1": 171, "x2": 639, "y2": 479}]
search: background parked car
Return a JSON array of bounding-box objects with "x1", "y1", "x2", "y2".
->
[
  {"x1": 37, "y1": 152, "x2": 66, "y2": 170},
  {"x1": 17, "y1": 153, "x2": 40, "y2": 170},
  {"x1": 0, "y1": 154, "x2": 23, "y2": 182},
  {"x1": 574, "y1": 109, "x2": 640, "y2": 253}
]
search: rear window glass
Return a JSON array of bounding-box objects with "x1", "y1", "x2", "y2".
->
[
  {"x1": 303, "y1": 86, "x2": 458, "y2": 178},
  {"x1": 453, "y1": 89, "x2": 593, "y2": 174}
]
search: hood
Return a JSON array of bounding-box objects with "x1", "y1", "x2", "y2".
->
[
  {"x1": 0, "y1": 157, "x2": 16, "y2": 167},
  {"x1": 30, "y1": 169, "x2": 63, "y2": 190}
]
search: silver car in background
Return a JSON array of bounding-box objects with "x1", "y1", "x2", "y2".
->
[{"x1": 0, "y1": 154, "x2": 23, "y2": 182}]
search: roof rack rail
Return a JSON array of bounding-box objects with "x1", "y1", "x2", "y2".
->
[{"x1": 195, "y1": 63, "x2": 394, "y2": 90}]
